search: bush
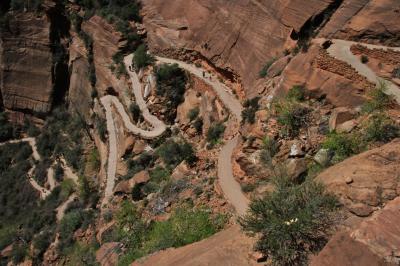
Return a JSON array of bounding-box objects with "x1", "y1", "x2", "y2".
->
[
  {"x1": 0, "y1": 112, "x2": 14, "y2": 142},
  {"x1": 144, "y1": 205, "x2": 220, "y2": 253},
  {"x1": 259, "y1": 58, "x2": 276, "y2": 78},
  {"x1": 95, "y1": 116, "x2": 107, "y2": 142},
  {"x1": 133, "y1": 44, "x2": 154, "y2": 70},
  {"x1": 193, "y1": 117, "x2": 203, "y2": 133},
  {"x1": 322, "y1": 132, "x2": 362, "y2": 162},
  {"x1": 274, "y1": 100, "x2": 309, "y2": 138},
  {"x1": 363, "y1": 113, "x2": 399, "y2": 143},
  {"x1": 239, "y1": 175, "x2": 337, "y2": 265},
  {"x1": 392, "y1": 66, "x2": 400, "y2": 79},
  {"x1": 260, "y1": 136, "x2": 279, "y2": 166},
  {"x1": 33, "y1": 229, "x2": 54, "y2": 257},
  {"x1": 287, "y1": 85, "x2": 306, "y2": 101},
  {"x1": 361, "y1": 55, "x2": 369, "y2": 64},
  {"x1": 157, "y1": 140, "x2": 197, "y2": 167},
  {"x1": 155, "y1": 63, "x2": 187, "y2": 123},
  {"x1": 362, "y1": 82, "x2": 392, "y2": 113},
  {"x1": 206, "y1": 122, "x2": 225, "y2": 145},
  {"x1": 187, "y1": 107, "x2": 200, "y2": 121},
  {"x1": 129, "y1": 103, "x2": 141, "y2": 122},
  {"x1": 242, "y1": 97, "x2": 260, "y2": 124}
]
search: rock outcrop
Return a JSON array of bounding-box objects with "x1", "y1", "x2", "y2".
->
[
  {"x1": 142, "y1": 0, "x2": 338, "y2": 96},
  {"x1": 321, "y1": 0, "x2": 400, "y2": 46},
  {"x1": 68, "y1": 35, "x2": 93, "y2": 121},
  {"x1": 132, "y1": 225, "x2": 256, "y2": 266},
  {"x1": 279, "y1": 45, "x2": 370, "y2": 108},
  {"x1": 312, "y1": 197, "x2": 400, "y2": 265},
  {"x1": 0, "y1": 12, "x2": 53, "y2": 115},
  {"x1": 317, "y1": 139, "x2": 400, "y2": 217},
  {"x1": 82, "y1": 16, "x2": 129, "y2": 96}
]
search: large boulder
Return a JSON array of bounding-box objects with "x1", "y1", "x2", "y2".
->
[
  {"x1": 311, "y1": 197, "x2": 400, "y2": 265},
  {"x1": 114, "y1": 170, "x2": 150, "y2": 195},
  {"x1": 316, "y1": 139, "x2": 400, "y2": 217}
]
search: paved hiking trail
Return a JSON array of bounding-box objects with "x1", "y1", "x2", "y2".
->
[
  {"x1": 317, "y1": 38, "x2": 400, "y2": 103},
  {"x1": 100, "y1": 54, "x2": 167, "y2": 207},
  {"x1": 0, "y1": 138, "x2": 79, "y2": 200},
  {"x1": 156, "y1": 56, "x2": 249, "y2": 216},
  {"x1": 100, "y1": 54, "x2": 249, "y2": 215}
]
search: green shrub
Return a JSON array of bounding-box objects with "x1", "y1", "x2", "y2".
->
[
  {"x1": 157, "y1": 140, "x2": 197, "y2": 167},
  {"x1": 133, "y1": 44, "x2": 154, "y2": 70},
  {"x1": 392, "y1": 66, "x2": 400, "y2": 79},
  {"x1": 144, "y1": 206, "x2": 219, "y2": 253},
  {"x1": 322, "y1": 132, "x2": 362, "y2": 162},
  {"x1": 11, "y1": 243, "x2": 28, "y2": 264},
  {"x1": 260, "y1": 136, "x2": 279, "y2": 166},
  {"x1": 155, "y1": 63, "x2": 187, "y2": 123},
  {"x1": 361, "y1": 55, "x2": 369, "y2": 64},
  {"x1": 242, "y1": 97, "x2": 260, "y2": 124},
  {"x1": 363, "y1": 113, "x2": 399, "y2": 143},
  {"x1": 206, "y1": 122, "x2": 225, "y2": 145},
  {"x1": 129, "y1": 103, "x2": 141, "y2": 122},
  {"x1": 193, "y1": 117, "x2": 203, "y2": 133},
  {"x1": 274, "y1": 100, "x2": 309, "y2": 137},
  {"x1": 95, "y1": 116, "x2": 107, "y2": 142},
  {"x1": 0, "y1": 112, "x2": 14, "y2": 142},
  {"x1": 287, "y1": 85, "x2": 306, "y2": 101},
  {"x1": 33, "y1": 229, "x2": 54, "y2": 257},
  {"x1": 239, "y1": 175, "x2": 337, "y2": 265},
  {"x1": 362, "y1": 82, "x2": 392, "y2": 113},
  {"x1": 259, "y1": 58, "x2": 276, "y2": 78},
  {"x1": 187, "y1": 107, "x2": 200, "y2": 121},
  {"x1": 64, "y1": 242, "x2": 98, "y2": 266}
]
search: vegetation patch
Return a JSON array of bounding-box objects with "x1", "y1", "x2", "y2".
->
[
  {"x1": 206, "y1": 122, "x2": 226, "y2": 147},
  {"x1": 259, "y1": 58, "x2": 276, "y2": 78},
  {"x1": 242, "y1": 97, "x2": 260, "y2": 124},
  {"x1": 240, "y1": 174, "x2": 337, "y2": 265},
  {"x1": 155, "y1": 63, "x2": 188, "y2": 123}
]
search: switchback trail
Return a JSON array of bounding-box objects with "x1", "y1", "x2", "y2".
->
[
  {"x1": 99, "y1": 54, "x2": 167, "y2": 207},
  {"x1": 156, "y1": 56, "x2": 249, "y2": 216},
  {"x1": 316, "y1": 38, "x2": 400, "y2": 103}
]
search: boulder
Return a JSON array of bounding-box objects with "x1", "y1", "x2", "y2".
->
[
  {"x1": 316, "y1": 139, "x2": 400, "y2": 217},
  {"x1": 171, "y1": 161, "x2": 190, "y2": 181},
  {"x1": 312, "y1": 197, "x2": 400, "y2": 266},
  {"x1": 313, "y1": 148, "x2": 333, "y2": 166},
  {"x1": 286, "y1": 158, "x2": 307, "y2": 180},
  {"x1": 114, "y1": 170, "x2": 150, "y2": 194},
  {"x1": 96, "y1": 242, "x2": 121, "y2": 266},
  {"x1": 329, "y1": 107, "x2": 357, "y2": 131},
  {"x1": 267, "y1": 55, "x2": 292, "y2": 78},
  {"x1": 336, "y1": 119, "x2": 357, "y2": 133}
]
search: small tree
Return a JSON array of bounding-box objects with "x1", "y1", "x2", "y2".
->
[
  {"x1": 133, "y1": 44, "x2": 154, "y2": 70},
  {"x1": 206, "y1": 122, "x2": 225, "y2": 145},
  {"x1": 362, "y1": 81, "x2": 392, "y2": 113},
  {"x1": 239, "y1": 174, "x2": 337, "y2": 265}
]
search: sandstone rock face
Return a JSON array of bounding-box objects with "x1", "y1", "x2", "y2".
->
[
  {"x1": 82, "y1": 16, "x2": 129, "y2": 96},
  {"x1": 142, "y1": 0, "x2": 336, "y2": 96},
  {"x1": 312, "y1": 197, "x2": 400, "y2": 266},
  {"x1": 316, "y1": 139, "x2": 400, "y2": 217},
  {"x1": 0, "y1": 12, "x2": 53, "y2": 114},
  {"x1": 321, "y1": 0, "x2": 400, "y2": 46},
  {"x1": 68, "y1": 35, "x2": 93, "y2": 121},
  {"x1": 279, "y1": 45, "x2": 369, "y2": 108},
  {"x1": 132, "y1": 225, "x2": 257, "y2": 266}
]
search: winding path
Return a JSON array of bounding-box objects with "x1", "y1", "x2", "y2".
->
[
  {"x1": 99, "y1": 55, "x2": 167, "y2": 207},
  {"x1": 156, "y1": 56, "x2": 249, "y2": 215},
  {"x1": 317, "y1": 38, "x2": 400, "y2": 103},
  {"x1": 99, "y1": 54, "x2": 249, "y2": 215}
]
